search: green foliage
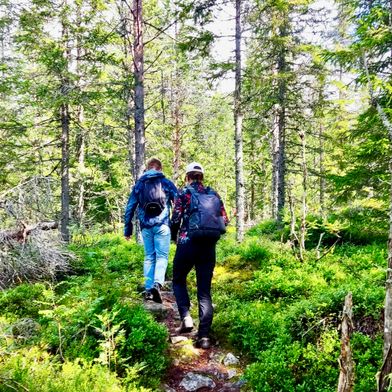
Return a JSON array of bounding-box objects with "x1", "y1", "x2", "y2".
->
[
  {"x1": 351, "y1": 333, "x2": 382, "y2": 392},
  {"x1": 245, "y1": 331, "x2": 340, "y2": 392},
  {"x1": 212, "y1": 235, "x2": 386, "y2": 391},
  {"x1": 0, "y1": 347, "x2": 150, "y2": 392},
  {"x1": 114, "y1": 305, "x2": 169, "y2": 387},
  {"x1": 69, "y1": 232, "x2": 145, "y2": 276},
  {"x1": 0, "y1": 234, "x2": 170, "y2": 390},
  {"x1": 0, "y1": 283, "x2": 47, "y2": 319}
]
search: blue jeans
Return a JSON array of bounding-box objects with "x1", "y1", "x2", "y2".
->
[{"x1": 141, "y1": 224, "x2": 170, "y2": 290}]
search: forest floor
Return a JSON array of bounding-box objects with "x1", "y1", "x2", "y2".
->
[{"x1": 150, "y1": 288, "x2": 246, "y2": 392}]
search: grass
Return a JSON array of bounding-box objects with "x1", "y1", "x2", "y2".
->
[{"x1": 0, "y1": 226, "x2": 388, "y2": 391}]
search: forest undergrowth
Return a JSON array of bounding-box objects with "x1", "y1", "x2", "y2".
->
[{"x1": 0, "y1": 220, "x2": 387, "y2": 391}]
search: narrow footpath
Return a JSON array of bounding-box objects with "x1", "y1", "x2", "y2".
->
[{"x1": 144, "y1": 286, "x2": 246, "y2": 392}]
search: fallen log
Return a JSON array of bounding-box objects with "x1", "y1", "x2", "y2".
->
[{"x1": 0, "y1": 221, "x2": 58, "y2": 243}]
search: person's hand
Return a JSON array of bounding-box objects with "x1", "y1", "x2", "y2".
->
[{"x1": 124, "y1": 222, "x2": 133, "y2": 239}]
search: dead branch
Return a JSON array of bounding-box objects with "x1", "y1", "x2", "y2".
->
[{"x1": 0, "y1": 222, "x2": 58, "y2": 244}]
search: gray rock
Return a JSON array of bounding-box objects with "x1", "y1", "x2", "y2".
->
[
  {"x1": 227, "y1": 369, "x2": 237, "y2": 379},
  {"x1": 223, "y1": 353, "x2": 240, "y2": 366},
  {"x1": 232, "y1": 379, "x2": 247, "y2": 388},
  {"x1": 143, "y1": 301, "x2": 169, "y2": 321},
  {"x1": 209, "y1": 352, "x2": 224, "y2": 363},
  {"x1": 219, "y1": 382, "x2": 239, "y2": 392},
  {"x1": 179, "y1": 372, "x2": 216, "y2": 391},
  {"x1": 170, "y1": 335, "x2": 189, "y2": 344},
  {"x1": 162, "y1": 384, "x2": 176, "y2": 392}
]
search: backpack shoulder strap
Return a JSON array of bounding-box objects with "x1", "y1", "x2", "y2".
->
[{"x1": 186, "y1": 185, "x2": 197, "y2": 194}]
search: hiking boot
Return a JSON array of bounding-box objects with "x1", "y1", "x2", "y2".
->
[
  {"x1": 144, "y1": 290, "x2": 154, "y2": 301},
  {"x1": 150, "y1": 283, "x2": 162, "y2": 304},
  {"x1": 195, "y1": 337, "x2": 212, "y2": 349},
  {"x1": 178, "y1": 316, "x2": 193, "y2": 333}
]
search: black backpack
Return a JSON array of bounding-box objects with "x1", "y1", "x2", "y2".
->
[
  {"x1": 140, "y1": 178, "x2": 166, "y2": 217},
  {"x1": 187, "y1": 186, "x2": 226, "y2": 240}
]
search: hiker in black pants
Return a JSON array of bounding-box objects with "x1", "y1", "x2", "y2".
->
[{"x1": 170, "y1": 162, "x2": 228, "y2": 349}]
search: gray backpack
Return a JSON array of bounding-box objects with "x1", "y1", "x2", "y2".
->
[{"x1": 187, "y1": 186, "x2": 226, "y2": 240}]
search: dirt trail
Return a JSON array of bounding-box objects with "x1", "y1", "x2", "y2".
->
[{"x1": 154, "y1": 289, "x2": 245, "y2": 392}]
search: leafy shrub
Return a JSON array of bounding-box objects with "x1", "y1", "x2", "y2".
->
[
  {"x1": 245, "y1": 331, "x2": 340, "y2": 392},
  {"x1": 114, "y1": 304, "x2": 169, "y2": 388},
  {"x1": 238, "y1": 241, "x2": 271, "y2": 264},
  {"x1": 213, "y1": 301, "x2": 289, "y2": 358},
  {"x1": 246, "y1": 219, "x2": 280, "y2": 237},
  {"x1": 351, "y1": 333, "x2": 382, "y2": 392},
  {"x1": 69, "y1": 233, "x2": 145, "y2": 276},
  {"x1": 0, "y1": 283, "x2": 47, "y2": 318},
  {"x1": 244, "y1": 266, "x2": 327, "y2": 302},
  {"x1": 0, "y1": 347, "x2": 150, "y2": 392}
]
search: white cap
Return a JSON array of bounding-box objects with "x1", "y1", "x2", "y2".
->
[{"x1": 186, "y1": 162, "x2": 204, "y2": 174}]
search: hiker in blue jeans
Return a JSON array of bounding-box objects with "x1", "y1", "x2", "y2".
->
[{"x1": 124, "y1": 158, "x2": 177, "y2": 303}]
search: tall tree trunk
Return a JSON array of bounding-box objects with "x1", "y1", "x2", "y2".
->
[
  {"x1": 76, "y1": 107, "x2": 85, "y2": 225},
  {"x1": 133, "y1": 0, "x2": 145, "y2": 181},
  {"x1": 362, "y1": 51, "x2": 392, "y2": 392},
  {"x1": 76, "y1": 3, "x2": 85, "y2": 225},
  {"x1": 118, "y1": 0, "x2": 135, "y2": 179},
  {"x1": 319, "y1": 123, "x2": 326, "y2": 218},
  {"x1": 172, "y1": 20, "x2": 181, "y2": 183},
  {"x1": 173, "y1": 101, "x2": 181, "y2": 182},
  {"x1": 271, "y1": 112, "x2": 280, "y2": 220},
  {"x1": 299, "y1": 130, "x2": 307, "y2": 262},
  {"x1": 60, "y1": 8, "x2": 71, "y2": 243},
  {"x1": 249, "y1": 137, "x2": 255, "y2": 221},
  {"x1": 234, "y1": 0, "x2": 245, "y2": 242},
  {"x1": 276, "y1": 27, "x2": 287, "y2": 224},
  {"x1": 261, "y1": 158, "x2": 267, "y2": 220},
  {"x1": 60, "y1": 102, "x2": 70, "y2": 242}
]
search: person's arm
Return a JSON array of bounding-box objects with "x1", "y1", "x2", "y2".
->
[
  {"x1": 124, "y1": 186, "x2": 138, "y2": 239},
  {"x1": 170, "y1": 192, "x2": 184, "y2": 242},
  {"x1": 164, "y1": 179, "x2": 178, "y2": 205}
]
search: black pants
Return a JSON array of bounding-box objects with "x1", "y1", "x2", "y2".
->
[{"x1": 172, "y1": 239, "x2": 216, "y2": 338}]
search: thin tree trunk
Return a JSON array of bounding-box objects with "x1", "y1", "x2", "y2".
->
[
  {"x1": 60, "y1": 9, "x2": 71, "y2": 243},
  {"x1": 172, "y1": 20, "x2": 181, "y2": 182},
  {"x1": 161, "y1": 70, "x2": 166, "y2": 125},
  {"x1": 60, "y1": 102, "x2": 70, "y2": 242},
  {"x1": 337, "y1": 292, "x2": 355, "y2": 392},
  {"x1": 276, "y1": 27, "x2": 287, "y2": 224},
  {"x1": 118, "y1": 0, "x2": 135, "y2": 180},
  {"x1": 76, "y1": 107, "x2": 85, "y2": 225},
  {"x1": 234, "y1": 0, "x2": 245, "y2": 242},
  {"x1": 76, "y1": 4, "x2": 85, "y2": 225},
  {"x1": 249, "y1": 137, "x2": 255, "y2": 221},
  {"x1": 319, "y1": 123, "x2": 326, "y2": 218},
  {"x1": 133, "y1": 0, "x2": 145, "y2": 181},
  {"x1": 299, "y1": 130, "x2": 307, "y2": 262},
  {"x1": 261, "y1": 158, "x2": 267, "y2": 220},
  {"x1": 173, "y1": 101, "x2": 181, "y2": 182},
  {"x1": 362, "y1": 52, "x2": 392, "y2": 392},
  {"x1": 287, "y1": 180, "x2": 297, "y2": 247},
  {"x1": 271, "y1": 113, "x2": 279, "y2": 220},
  {"x1": 375, "y1": 103, "x2": 392, "y2": 392}
]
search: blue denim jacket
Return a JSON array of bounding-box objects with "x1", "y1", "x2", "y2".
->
[{"x1": 124, "y1": 170, "x2": 178, "y2": 236}]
